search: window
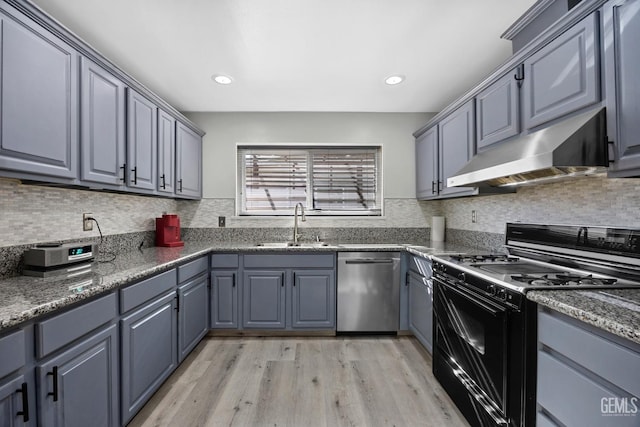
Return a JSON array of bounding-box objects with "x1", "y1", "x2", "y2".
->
[{"x1": 238, "y1": 145, "x2": 382, "y2": 215}]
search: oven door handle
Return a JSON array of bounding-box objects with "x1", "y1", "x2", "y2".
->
[{"x1": 437, "y1": 278, "x2": 506, "y2": 316}]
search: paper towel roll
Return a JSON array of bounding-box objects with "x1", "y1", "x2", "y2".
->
[{"x1": 431, "y1": 216, "x2": 445, "y2": 242}]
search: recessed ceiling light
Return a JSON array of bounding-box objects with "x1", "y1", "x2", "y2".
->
[
  {"x1": 385, "y1": 75, "x2": 405, "y2": 85},
  {"x1": 212, "y1": 74, "x2": 233, "y2": 85}
]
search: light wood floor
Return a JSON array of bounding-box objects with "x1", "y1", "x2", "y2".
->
[{"x1": 128, "y1": 336, "x2": 469, "y2": 427}]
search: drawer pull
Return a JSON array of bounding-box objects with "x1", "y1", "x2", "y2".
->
[
  {"x1": 16, "y1": 382, "x2": 29, "y2": 422},
  {"x1": 47, "y1": 366, "x2": 59, "y2": 402}
]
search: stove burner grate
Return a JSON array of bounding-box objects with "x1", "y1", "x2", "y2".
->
[
  {"x1": 510, "y1": 273, "x2": 617, "y2": 287},
  {"x1": 450, "y1": 254, "x2": 517, "y2": 263}
]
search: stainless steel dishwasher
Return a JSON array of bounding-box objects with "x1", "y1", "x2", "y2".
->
[{"x1": 337, "y1": 252, "x2": 401, "y2": 332}]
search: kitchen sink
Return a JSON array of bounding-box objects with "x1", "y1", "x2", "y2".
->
[{"x1": 254, "y1": 242, "x2": 332, "y2": 248}]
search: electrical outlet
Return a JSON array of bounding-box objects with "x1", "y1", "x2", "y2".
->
[
  {"x1": 218, "y1": 216, "x2": 226, "y2": 228},
  {"x1": 83, "y1": 213, "x2": 93, "y2": 231},
  {"x1": 471, "y1": 210, "x2": 477, "y2": 224}
]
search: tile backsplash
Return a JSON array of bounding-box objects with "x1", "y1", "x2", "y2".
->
[
  {"x1": 441, "y1": 176, "x2": 640, "y2": 234},
  {"x1": 0, "y1": 178, "x2": 177, "y2": 247}
]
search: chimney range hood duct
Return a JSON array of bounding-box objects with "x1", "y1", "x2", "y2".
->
[{"x1": 447, "y1": 107, "x2": 608, "y2": 188}]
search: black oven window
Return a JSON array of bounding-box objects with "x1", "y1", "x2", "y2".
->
[{"x1": 451, "y1": 306, "x2": 486, "y2": 354}]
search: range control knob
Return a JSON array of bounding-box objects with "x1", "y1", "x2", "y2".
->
[
  {"x1": 487, "y1": 284, "x2": 497, "y2": 296},
  {"x1": 457, "y1": 272, "x2": 466, "y2": 282},
  {"x1": 497, "y1": 288, "x2": 507, "y2": 301}
]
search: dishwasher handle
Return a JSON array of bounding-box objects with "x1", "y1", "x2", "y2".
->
[{"x1": 344, "y1": 258, "x2": 395, "y2": 264}]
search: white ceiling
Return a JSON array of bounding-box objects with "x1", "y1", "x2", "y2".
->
[{"x1": 32, "y1": 0, "x2": 537, "y2": 113}]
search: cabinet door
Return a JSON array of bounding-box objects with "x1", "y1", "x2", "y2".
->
[
  {"x1": 178, "y1": 274, "x2": 209, "y2": 362},
  {"x1": 476, "y1": 70, "x2": 520, "y2": 149},
  {"x1": 80, "y1": 58, "x2": 126, "y2": 186},
  {"x1": 604, "y1": 0, "x2": 640, "y2": 177},
  {"x1": 211, "y1": 270, "x2": 239, "y2": 329},
  {"x1": 523, "y1": 13, "x2": 599, "y2": 129},
  {"x1": 438, "y1": 100, "x2": 477, "y2": 198},
  {"x1": 242, "y1": 270, "x2": 286, "y2": 329},
  {"x1": 291, "y1": 269, "x2": 335, "y2": 329},
  {"x1": 157, "y1": 109, "x2": 176, "y2": 194},
  {"x1": 0, "y1": 375, "x2": 32, "y2": 427},
  {"x1": 175, "y1": 122, "x2": 202, "y2": 199},
  {"x1": 127, "y1": 89, "x2": 157, "y2": 192},
  {"x1": 121, "y1": 292, "x2": 177, "y2": 424},
  {"x1": 415, "y1": 126, "x2": 439, "y2": 200},
  {"x1": 0, "y1": 5, "x2": 78, "y2": 180},
  {"x1": 408, "y1": 273, "x2": 433, "y2": 353},
  {"x1": 37, "y1": 324, "x2": 118, "y2": 427}
]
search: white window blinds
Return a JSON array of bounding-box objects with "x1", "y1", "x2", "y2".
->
[{"x1": 238, "y1": 146, "x2": 381, "y2": 215}]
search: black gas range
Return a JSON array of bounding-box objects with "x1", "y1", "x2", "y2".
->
[{"x1": 431, "y1": 223, "x2": 640, "y2": 427}]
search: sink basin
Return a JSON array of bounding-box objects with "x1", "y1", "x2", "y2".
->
[{"x1": 254, "y1": 242, "x2": 331, "y2": 248}]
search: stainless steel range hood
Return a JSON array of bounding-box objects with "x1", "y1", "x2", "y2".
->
[{"x1": 447, "y1": 107, "x2": 608, "y2": 188}]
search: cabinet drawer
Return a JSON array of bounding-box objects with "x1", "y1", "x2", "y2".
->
[
  {"x1": 120, "y1": 269, "x2": 177, "y2": 313},
  {"x1": 36, "y1": 293, "x2": 117, "y2": 358},
  {"x1": 210, "y1": 253, "x2": 239, "y2": 269},
  {"x1": 244, "y1": 253, "x2": 334, "y2": 268},
  {"x1": 538, "y1": 309, "x2": 640, "y2": 397},
  {"x1": 178, "y1": 256, "x2": 208, "y2": 283},
  {"x1": 0, "y1": 329, "x2": 25, "y2": 378}
]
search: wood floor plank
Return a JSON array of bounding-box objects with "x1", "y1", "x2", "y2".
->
[{"x1": 129, "y1": 336, "x2": 469, "y2": 427}]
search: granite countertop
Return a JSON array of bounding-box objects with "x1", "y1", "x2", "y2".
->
[
  {"x1": 0, "y1": 241, "x2": 474, "y2": 332},
  {"x1": 528, "y1": 289, "x2": 640, "y2": 345}
]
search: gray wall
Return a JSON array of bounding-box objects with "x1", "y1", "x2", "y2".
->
[{"x1": 181, "y1": 112, "x2": 440, "y2": 230}]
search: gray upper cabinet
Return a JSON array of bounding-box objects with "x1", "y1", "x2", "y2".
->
[
  {"x1": 415, "y1": 126, "x2": 439, "y2": 200},
  {"x1": 291, "y1": 270, "x2": 335, "y2": 329},
  {"x1": 604, "y1": 0, "x2": 640, "y2": 177},
  {"x1": 80, "y1": 58, "x2": 126, "y2": 187},
  {"x1": 522, "y1": 13, "x2": 599, "y2": 130},
  {"x1": 175, "y1": 122, "x2": 203, "y2": 199},
  {"x1": 127, "y1": 89, "x2": 158, "y2": 192},
  {"x1": 157, "y1": 110, "x2": 176, "y2": 194},
  {"x1": 37, "y1": 324, "x2": 119, "y2": 427},
  {"x1": 0, "y1": 4, "x2": 78, "y2": 181},
  {"x1": 242, "y1": 271, "x2": 286, "y2": 329},
  {"x1": 438, "y1": 100, "x2": 477, "y2": 198},
  {"x1": 476, "y1": 70, "x2": 520, "y2": 149}
]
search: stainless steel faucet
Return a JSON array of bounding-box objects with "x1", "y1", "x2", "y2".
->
[{"x1": 293, "y1": 202, "x2": 306, "y2": 244}]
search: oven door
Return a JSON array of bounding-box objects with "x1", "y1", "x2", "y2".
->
[{"x1": 433, "y1": 276, "x2": 509, "y2": 426}]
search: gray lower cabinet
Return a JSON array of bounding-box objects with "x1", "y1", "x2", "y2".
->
[
  {"x1": 211, "y1": 270, "x2": 239, "y2": 329},
  {"x1": 522, "y1": 12, "x2": 599, "y2": 130},
  {"x1": 536, "y1": 307, "x2": 640, "y2": 426},
  {"x1": 0, "y1": 375, "x2": 32, "y2": 427},
  {"x1": 0, "y1": 3, "x2": 78, "y2": 181},
  {"x1": 127, "y1": 89, "x2": 158, "y2": 193},
  {"x1": 157, "y1": 110, "x2": 176, "y2": 194},
  {"x1": 604, "y1": 0, "x2": 640, "y2": 177},
  {"x1": 177, "y1": 273, "x2": 209, "y2": 363},
  {"x1": 80, "y1": 57, "x2": 126, "y2": 187},
  {"x1": 438, "y1": 100, "x2": 477, "y2": 198},
  {"x1": 175, "y1": 122, "x2": 203, "y2": 199},
  {"x1": 415, "y1": 126, "x2": 439, "y2": 200},
  {"x1": 408, "y1": 271, "x2": 433, "y2": 353},
  {"x1": 243, "y1": 270, "x2": 286, "y2": 329},
  {"x1": 475, "y1": 69, "x2": 520, "y2": 149},
  {"x1": 120, "y1": 291, "x2": 177, "y2": 424},
  {"x1": 291, "y1": 270, "x2": 335, "y2": 329},
  {"x1": 37, "y1": 324, "x2": 118, "y2": 427}
]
